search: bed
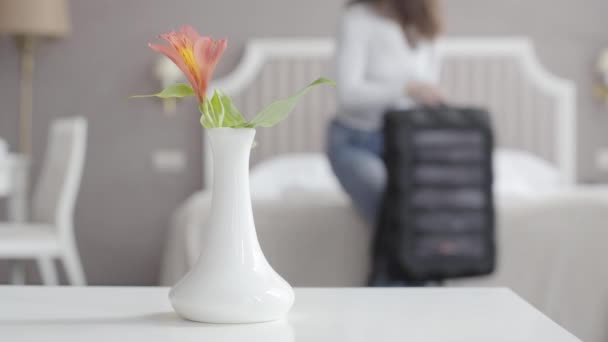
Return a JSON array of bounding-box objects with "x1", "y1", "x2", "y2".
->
[{"x1": 160, "y1": 37, "x2": 608, "y2": 342}]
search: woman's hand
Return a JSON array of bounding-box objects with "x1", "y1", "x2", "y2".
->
[{"x1": 406, "y1": 82, "x2": 444, "y2": 106}]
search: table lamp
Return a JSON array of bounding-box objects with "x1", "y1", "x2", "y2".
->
[
  {"x1": 596, "y1": 49, "x2": 608, "y2": 104},
  {"x1": 0, "y1": 0, "x2": 70, "y2": 155}
]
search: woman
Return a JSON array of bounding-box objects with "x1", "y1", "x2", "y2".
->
[{"x1": 328, "y1": 0, "x2": 444, "y2": 224}]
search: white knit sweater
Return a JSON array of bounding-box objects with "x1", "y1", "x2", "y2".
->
[{"x1": 335, "y1": 3, "x2": 440, "y2": 131}]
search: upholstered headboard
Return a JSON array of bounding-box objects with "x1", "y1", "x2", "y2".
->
[{"x1": 205, "y1": 37, "x2": 576, "y2": 187}]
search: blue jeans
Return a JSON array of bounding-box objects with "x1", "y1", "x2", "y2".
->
[
  {"x1": 326, "y1": 119, "x2": 386, "y2": 224},
  {"x1": 327, "y1": 119, "x2": 430, "y2": 287}
]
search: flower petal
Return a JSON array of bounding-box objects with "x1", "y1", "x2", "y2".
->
[
  {"x1": 180, "y1": 25, "x2": 200, "y2": 43},
  {"x1": 148, "y1": 42, "x2": 180, "y2": 61},
  {"x1": 148, "y1": 43, "x2": 200, "y2": 96},
  {"x1": 193, "y1": 37, "x2": 213, "y2": 64},
  {"x1": 194, "y1": 38, "x2": 227, "y2": 83},
  {"x1": 196, "y1": 38, "x2": 227, "y2": 66},
  {"x1": 162, "y1": 33, "x2": 189, "y2": 53}
]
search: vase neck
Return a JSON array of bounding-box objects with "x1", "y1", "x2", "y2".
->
[
  {"x1": 203, "y1": 128, "x2": 262, "y2": 268},
  {"x1": 208, "y1": 128, "x2": 255, "y2": 188}
]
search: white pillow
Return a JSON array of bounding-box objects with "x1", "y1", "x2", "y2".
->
[
  {"x1": 250, "y1": 153, "x2": 341, "y2": 200},
  {"x1": 493, "y1": 149, "x2": 561, "y2": 196},
  {"x1": 248, "y1": 149, "x2": 561, "y2": 200}
]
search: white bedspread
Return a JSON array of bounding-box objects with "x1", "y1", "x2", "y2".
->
[{"x1": 161, "y1": 186, "x2": 608, "y2": 342}]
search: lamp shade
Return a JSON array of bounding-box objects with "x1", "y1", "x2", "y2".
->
[{"x1": 0, "y1": 0, "x2": 70, "y2": 37}]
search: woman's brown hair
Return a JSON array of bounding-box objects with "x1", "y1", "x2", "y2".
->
[{"x1": 351, "y1": 0, "x2": 443, "y2": 46}]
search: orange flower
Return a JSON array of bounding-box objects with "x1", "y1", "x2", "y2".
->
[{"x1": 148, "y1": 25, "x2": 227, "y2": 102}]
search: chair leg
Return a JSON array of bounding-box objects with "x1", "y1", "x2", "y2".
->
[
  {"x1": 62, "y1": 244, "x2": 87, "y2": 286},
  {"x1": 9, "y1": 261, "x2": 27, "y2": 285},
  {"x1": 36, "y1": 257, "x2": 59, "y2": 286}
]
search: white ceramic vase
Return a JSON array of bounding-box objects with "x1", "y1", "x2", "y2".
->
[{"x1": 169, "y1": 128, "x2": 294, "y2": 323}]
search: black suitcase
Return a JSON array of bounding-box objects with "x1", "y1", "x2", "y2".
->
[{"x1": 372, "y1": 106, "x2": 495, "y2": 282}]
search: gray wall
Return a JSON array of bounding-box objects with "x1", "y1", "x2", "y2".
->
[{"x1": 0, "y1": 0, "x2": 606, "y2": 285}]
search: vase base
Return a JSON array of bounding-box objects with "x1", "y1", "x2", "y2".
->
[
  {"x1": 173, "y1": 311, "x2": 287, "y2": 324},
  {"x1": 169, "y1": 280, "x2": 294, "y2": 324}
]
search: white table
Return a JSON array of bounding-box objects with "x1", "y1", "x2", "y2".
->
[{"x1": 0, "y1": 286, "x2": 580, "y2": 342}]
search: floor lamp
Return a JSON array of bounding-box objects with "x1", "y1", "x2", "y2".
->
[{"x1": 0, "y1": 0, "x2": 70, "y2": 155}]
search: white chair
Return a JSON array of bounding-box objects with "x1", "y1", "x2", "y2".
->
[{"x1": 0, "y1": 117, "x2": 87, "y2": 285}]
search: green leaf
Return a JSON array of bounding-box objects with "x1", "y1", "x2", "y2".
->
[
  {"x1": 198, "y1": 90, "x2": 248, "y2": 128},
  {"x1": 248, "y1": 77, "x2": 335, "y2": 128},
  {"x1": 199, "y1": 102, "x2": 215, "y2": 128},
  {"x1": 130, "y1": 83, "x2": 195, "y2": 99},
  {"x1": 209, "y1": 90, "x2": 226, "y2": 126},
  {"x1": 217, "y1": 90, "x2": 248, "y2": 127}
]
